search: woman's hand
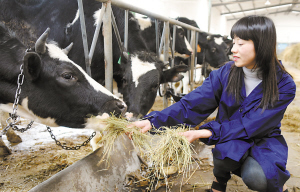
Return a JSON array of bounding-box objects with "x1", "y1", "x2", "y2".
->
[
  {"x1": 128, "y1": 119, "x2": 152, "y2": 133},
  {"x1": 180, "y1": 129, "x2": 212, "y2": 143}
]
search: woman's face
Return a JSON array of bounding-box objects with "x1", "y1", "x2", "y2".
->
[{"x1": 231, "y1": 36, "x2": 256, "y2": 69}]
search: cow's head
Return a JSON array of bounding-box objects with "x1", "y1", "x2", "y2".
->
[
  {"x1": 170, "y1": 25, "x2": 193, "y2": 58},
  {"x1": 19, "y1": 28, "x2": 127, "y2": 128},
  {"x1": 198, "y1": 32, "x2": 229, "y2": 68},
  {"x1": 120, "y1": 51, "x2": 188, "y2": 119}
]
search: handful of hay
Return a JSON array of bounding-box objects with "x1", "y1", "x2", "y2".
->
[{"x1": 97, "y1": 115, "x2": 151, "y2": 161}]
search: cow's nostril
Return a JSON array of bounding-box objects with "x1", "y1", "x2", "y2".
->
[{"x1": 116, "y1": 101, "x2": 127, "y2": 115}]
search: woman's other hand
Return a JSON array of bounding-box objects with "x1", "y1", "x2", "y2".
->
[{"x1": 179, "y1": 129, "x2": 213, "y2": 143}]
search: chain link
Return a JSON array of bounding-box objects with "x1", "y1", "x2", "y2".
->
[
  {"x1": 0, "y1": 64, "x2": 33, "y2": 138},
  {"x1": 46, "y1": 126, "x2": 96, "y2": 150}
]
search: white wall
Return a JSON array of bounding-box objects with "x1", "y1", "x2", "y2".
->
[
  {"x1": 225, "y1": 14, "x2": 300, "y2": 44},
  {"x1": 210, "y1": 8, "x2": 227, "y2": 35}
]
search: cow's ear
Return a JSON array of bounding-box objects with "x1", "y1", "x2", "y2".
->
[
  {"x1": 23, "y1": 52, "x2": 42, "y2": 82},
  {"x1": 198, "y1": 41, "x2": 209, "y2": 49},
  {"x1": 161, "y1": 64, "x2": 188, "y2": 83},
  {"x1": 119, "y1": 52, "x2": 129, "y2": 65}
]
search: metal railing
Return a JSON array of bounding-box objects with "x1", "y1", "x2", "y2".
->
[{"x1": 77, "y1": 0, "x2": 208, "y2": 107}]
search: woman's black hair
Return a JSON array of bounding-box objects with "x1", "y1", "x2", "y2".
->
[{"x1": 227, "y1": 15, "x2": 290, "y2": 111}]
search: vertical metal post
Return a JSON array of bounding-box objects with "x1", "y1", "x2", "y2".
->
[
  {"x1": 190, "y1": 30, "x2": 196, "y2": 92},
  {"x1": 77, "y1": 0, "x2": 92, "y2": 76},
  {"x1": 124, "y1": 10, "x2": 129, "y2": 51},
  {"x1": 163, "y1": 21, "x2": 170, "y2": 109},
  {"x1": 155, "y1": 19, "x2": 160, "y2": 58},
  {"x1": 103, "y1": 1, "x2": 113, "y2": 92},
  {"x1": 89, "y1": 6, "x2": 105, "y2": 63},
  {"x1": 208, "y1": 0, "x2": 212, "y2": 32},
  {"x1": 171, "y1": 25, "x2": 176, "y2": 68},
  {"x1": 158, "y1": 26, "x2": 165, "y2": 57}
]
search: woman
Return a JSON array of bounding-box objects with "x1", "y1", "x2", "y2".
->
[{"x1": 131, "y1": 15, "x2": 296, "y2": 192}]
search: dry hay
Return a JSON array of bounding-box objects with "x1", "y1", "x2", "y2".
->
[
  {"x1": 280, "y1": 43, "x2": 300, "y2": 70},
  {"x1": 281, "y1": 106, "x2": 300, "y2": 133},
  {"x1": 145, "y1": 125, "x2": 198, "y2": 190},
  {"x1": 95, "y1": 115, "x2": 151, "y2": 164},
  {"x1": 0, "y1": 136, "x2": 92, "y2": 191}
]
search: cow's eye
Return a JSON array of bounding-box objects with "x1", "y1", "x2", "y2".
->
[
  {"x1": 211, "y1": 48, "x2": 216, "y2": 53},
  {"x1": 62, "y1": 72, "x2": 74, "y2": 80}
]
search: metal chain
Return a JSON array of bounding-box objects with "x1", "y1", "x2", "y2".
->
[
  {"x1": 46, "y1": 126, "x2": 96, "y2": 150},
  {"x1": 1, "y1": 64, "x2": 34, "y2": 137}
]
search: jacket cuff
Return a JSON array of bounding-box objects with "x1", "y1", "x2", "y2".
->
[{"x1": 199, "y1": 121, "x2": 221, "y2": 145}]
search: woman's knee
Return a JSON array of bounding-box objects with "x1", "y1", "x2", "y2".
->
[{"x1": 241, "y1": 157, "x2": 267, "y2": 192}]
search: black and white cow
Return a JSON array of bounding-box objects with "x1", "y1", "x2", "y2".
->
[
  {"x1": 0, "y1": 24, "x2": 127, "y2": 156},
  {"x1": 135, "y1": 16, "x2": 193, "y2": 59},
  {"x1": 175, "y1": 17, "x2": 229, "y2": 69},
  {"x1": 120, "y1": 51, "x2": 188, "y2": 118},
  {"x1": 0, "y1": 0, "x2": 186, "y2": 119}
]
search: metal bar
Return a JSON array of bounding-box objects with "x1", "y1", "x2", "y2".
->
[
  {"x1": 221, "y1": 3, "x2": 295, "y2": 15},
  {"x1": 189, "y1": 31, "x2": 196, "y2": 92},
  {"x1": 103, "y1": 2, "x2": 113, "y2": 92},
  {"x1": 124, "y1": 9, "x2": 128, "y2": 50},
  {"x1": 171, "y1": 25, "x2": 176, "y2": 68},
  {"x1": 155, "y1": 19, "x2": 160, "y2": 58},
  {"x1": 163, "y1": 22, "x2": 170, "y2": 109},
  {"x1": 158, "y1": 25, "x2": 165, "y2": 57},
  {"x1": 194, "y1": 32, "x2": 198, "y2": 66},
  {"x1": 212, "y1": 0, "x2": 255, "y2": 7},
  {"x1": 187, "y1": 30, "x2": 191, "y2": 85},
  {"x1": 208, "y1": 0, "x2": 212, "y2": 32},
  {"x1": 111, "y1": 11, "x2": 125, "y2": 53},
  {"x1": 89, "y1": 6, "x2": 105, "y2": 63},
  {"x1": 96, "y1": 0, "x2": 205, "y2": 33},
  {"x1": 77, "y1": 0, "x2": 92, "y2": 76}
]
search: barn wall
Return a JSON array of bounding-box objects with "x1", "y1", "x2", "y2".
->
[
  {"x1": 225, "y1": 14, "x2": 300, "y2": 44},
  {"x1": 210, "y1": 7, "x2": 227, "y2": 35}
]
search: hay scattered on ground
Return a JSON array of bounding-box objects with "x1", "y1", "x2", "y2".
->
[
  {"x1": 280, "y1": 43, "x2": 300, "y2": 70},
  {"x1": 282, "y1": 106, "x2": 300, "y2": 132},
  {"x1": 146, "y1": 125, "x2": 198, "y2": 190}
]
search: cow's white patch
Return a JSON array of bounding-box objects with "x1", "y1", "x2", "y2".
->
[
  {"x1": 131, "y1": 56, "x2": 156, "y2": 87},
  {"x1": 93, "y1": 8, "x2": 102, "y2": 26},
  {"x1": 214, "y1": 37, "x2": 223, "y2": 45},
  {"x1": 46, "y1": 43, "x2": 121, "y2": 101},
  {"x1": 0, "y1": 99, "x2": 58, "y2": 127},
  {"x1": 185, "y1": 37, "x2": 193, "y2": 53},
  {"x1": 136, "y1": 17, "x2": 152, "y2": 31}
]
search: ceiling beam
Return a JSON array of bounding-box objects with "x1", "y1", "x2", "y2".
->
[
  {"x1": 221, "y1": 3, "x2": 299, "y2": 15},
  {"x1": 212, "y1": 0, "x2": 254, "y2": 7},
  {"x1": 226, "y1": 9, "x2": 300, "y2": 20}
]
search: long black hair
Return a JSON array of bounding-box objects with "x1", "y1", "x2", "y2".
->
[{"x1": 227, "y1": 15, "x2": 290, "y2": 111}]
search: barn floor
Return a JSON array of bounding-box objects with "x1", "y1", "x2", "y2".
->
[{"x1": 0, "y1": 64, "x2": 300, "y2": 192}]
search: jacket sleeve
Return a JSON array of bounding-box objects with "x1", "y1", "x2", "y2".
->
[
  {"x1": 200, "y1": 75, "x2": 296, "y2": 145},
  {"x1": 144, "y1": 67, "x2": 223, "y2": 129}
]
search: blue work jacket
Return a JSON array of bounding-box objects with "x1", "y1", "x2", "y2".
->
[{"x1": 145, "y1": 61, "x2": 296, "y2": 191}]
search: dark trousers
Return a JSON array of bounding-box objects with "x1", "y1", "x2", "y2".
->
[{"x1": 213, "y1": 150, "x2": 267, "y2": 192}]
